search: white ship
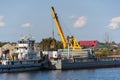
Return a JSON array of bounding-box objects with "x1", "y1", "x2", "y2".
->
[{"x1": 0, "y1": 36, "x2": 48, "y2": 73}]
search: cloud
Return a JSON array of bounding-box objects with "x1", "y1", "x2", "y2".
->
[
  {"x1": 0, "y1": 16, "x2": 5, "y2": 27},
  {"x1": 0, "y1": 22, "x2": 5, "y2": 27},
  {"x1": 73, "y1": 16, "x2": 87, "y2": 28},
  {"x1": 21, "y1": 23, "x2": 30, "y2": 28},
  {"x1": 108, "y1": 17, "x2": 120, "y2": 29}
]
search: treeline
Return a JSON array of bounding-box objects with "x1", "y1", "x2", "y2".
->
[
  {"x1": 0, "y1": 37, "x2": 63, "y2": 51},
  {"x1": 38, "y1": 37, "x2": 63, "y2": 51},
  {"x1": 0, "y1": 42, "x2": 10, "y2": 47}
]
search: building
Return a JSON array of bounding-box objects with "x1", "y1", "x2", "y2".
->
[
  {"x1": 79, "y1": 40, "x2": 98, "y2": 48},
  {"x1": 1, "y1": 43, "x2": 16, "y2": 59}
]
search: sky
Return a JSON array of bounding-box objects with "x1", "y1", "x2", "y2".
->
[{"x1": 0, "y1": 0, "x2": 120, "y2": 43}]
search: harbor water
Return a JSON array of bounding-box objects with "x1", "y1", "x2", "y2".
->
[{"x1": 0, "y1": 67, "x2": 120, "y2": 80}]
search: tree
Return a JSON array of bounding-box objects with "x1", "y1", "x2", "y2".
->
[
  {"x1": 0, "y1": 42, "x2": 9, "y2": 47},
  {"x1": 39, "y1": 37, "x2": 63, "y2": 51},
  {"x1": 104, "y1": 32, "x2": 111, "y2": 48},
  {"x1": 101, "y1": 48, "x2": 109, "y2": 56}
]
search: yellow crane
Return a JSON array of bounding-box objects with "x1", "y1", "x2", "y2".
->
[{"x1": 51, "y1": 6, "x2": 81, "y2": 49}]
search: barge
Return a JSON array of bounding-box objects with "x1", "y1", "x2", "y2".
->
[
  {"x1": 46, "y1": 6, "x2": 120, "y2": 70},
  {"x1": 43, "y1": 49, "x2": 120, "y2": 70}
]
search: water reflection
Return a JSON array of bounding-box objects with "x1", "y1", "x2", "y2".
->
[{"x1": 0, "y1": 68, "x2": 120, "y2": 80}]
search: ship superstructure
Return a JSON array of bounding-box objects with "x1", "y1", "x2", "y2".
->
[{"x1": 16, "y1": 36, "x2": 37, "y2": 60}]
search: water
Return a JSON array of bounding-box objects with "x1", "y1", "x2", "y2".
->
[{"x1": 0, "y1": 68, "x2": 120, "y2": 80}]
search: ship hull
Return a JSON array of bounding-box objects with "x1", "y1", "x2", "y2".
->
[
  {"x1": 0, "y1": 63, "x2": 42, "y2": 73},
  {"x1": 49, "y1": 59, "x2": 120, "y2": 70}
]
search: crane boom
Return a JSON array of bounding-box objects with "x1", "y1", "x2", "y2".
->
[
  {"x1": 51, "y1": 6, "x2": 81, "y2": 49},
  {"x1": 51, "y1": 7, "x2": 67, "y2": 49}
]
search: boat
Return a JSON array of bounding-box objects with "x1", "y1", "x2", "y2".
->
[
  {"x1": 0, "y1": 36, "x2": 48, "y2": 72},
  {"x1": 42, "y1": 49, "x2": 120, "y2": 70},
  {"x1": 40, "y1": 6, "x2": 120, "y2": 70}
]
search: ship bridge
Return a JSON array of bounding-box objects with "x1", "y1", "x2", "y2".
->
[{"x1": 15, "y1": 36, "x2": 37, "y2": 60}]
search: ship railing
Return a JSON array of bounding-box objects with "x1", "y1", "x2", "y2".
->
[
  {"x1": 58, "y1": 48, "x2": 93, "y2": 53},
  {"x1": 0, "y1": 59, "x2": 41, "y2": 66},
  {"x1": 96, "y1": 57, "x2": 120, "y2": 61}
]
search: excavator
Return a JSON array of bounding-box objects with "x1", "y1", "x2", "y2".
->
[{"x1": 51, "y1": 6, "x2": 81, "y2": 50}]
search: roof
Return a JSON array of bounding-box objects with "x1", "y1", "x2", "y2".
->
[{"x1": 2, "y1": 43, "x2": 15, "y2": 50}]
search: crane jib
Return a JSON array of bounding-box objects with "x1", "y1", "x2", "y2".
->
[{"x1": 51, "y1": 6, "x2": 81, "y2": 49}]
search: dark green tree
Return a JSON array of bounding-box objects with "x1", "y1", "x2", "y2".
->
[
  {"x1": 0, "y1": 42, "x2": 9, "y2": 47},
  {"x1": 39, "y1": 37, "x2": 63, "y2": 51}
]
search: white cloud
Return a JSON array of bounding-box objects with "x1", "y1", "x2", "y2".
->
[
  {"x1": 0, "y1": 22, "x2": 5, "y2": 27},
  {"x1": 21, "y1": 23, "x2": 30, "y2": 28},
  {"x1": 108, "y1": 17, "x2": 120, "y2": 29},
  {"x1": 74, "y1": 16, "x2": 87, "y2": 28},
  {"x1": 0, "y1": 16, "x2": 5, "y2": 27}
]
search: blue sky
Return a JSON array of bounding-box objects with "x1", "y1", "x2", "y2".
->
[{"x1": 0, "y1": 0, "x2": 120, "y2": 43}]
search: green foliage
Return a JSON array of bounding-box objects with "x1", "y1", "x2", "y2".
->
[
  {"x1": 95, "y1": 48, "x2": 110, "y2": 58},
  {"x1": 115, "y1": 49, "x2": 120, "y2": 54},
  {"x1": 39, "y1": 37, "x2": 63, "y2": 51},
  {"x1": 97, "y1": 48, "x2": 109, "y2": 57},
  {"x1": 101, "y1": 48, "x2": 109, "y2": 55},
  {"x1": 0, "y1": 42, "x2": 9, "y2": 47}
]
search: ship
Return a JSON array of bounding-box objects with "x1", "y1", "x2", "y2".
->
[
  {"x1": 40, "y1": 6, "x2": 120, "y2": 70},
  {"x1": 0, "y1": 36, "x2": 48, "y2": 72},
  {"x1": 42, "y1": 49, "x2": 120, "y2": 70}
]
